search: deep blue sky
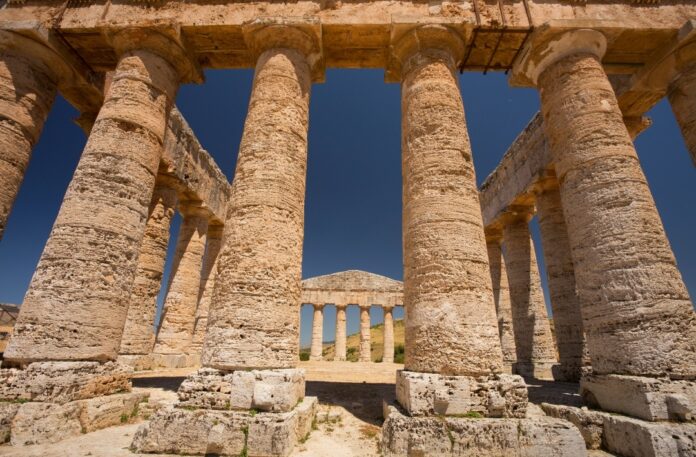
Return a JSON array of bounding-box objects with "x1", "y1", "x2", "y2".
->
[{"x1": 0, "y1": 69, "x2": 693, "y2": 349}]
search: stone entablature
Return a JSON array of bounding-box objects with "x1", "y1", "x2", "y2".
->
[{"x1": 301, "y1": 269, "x2": 403, "y2": 308}]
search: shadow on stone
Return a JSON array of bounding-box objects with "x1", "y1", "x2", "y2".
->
[
  {"x1": 524, "y1": 377, "x2": 582, "y2": 407},
  {"x1": 305, "y1": 381, "x2": 394, "y2": 426},
  {"x1": 133, "y1": 376, "x2": 187, "y2": 392}
]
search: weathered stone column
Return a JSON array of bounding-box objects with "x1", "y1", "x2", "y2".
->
[
  {"x1": 5, "y1": 30, "x2": 200, "y2": 366},
  {"x1": 153, "y1": 202, "x2": 209, "y2": 367},
  {"x1": 485, "y1": 232, "x2": 517, "y2": 373},
  {"x1": 189, "y1": 224, "x2": 224, "y2": 359},
  {"x1": 359, "y1": 305, "x2": 372, "y2": 362},
  {"x1": 669, "y1": 62, "x2": 696, "y2": 166},
  {"x1": 502, "y1": 213, "x2": 558, "y2": 380},
  {"x1": 310, "y1": 304, "x2": 324, "y2": 361},
  {"x1": 383, "y1": 306, "x2": 395, "y2": 363},
  {"x1": 335, "y1": 304, "x2": 347, "y2": 361},
  {"x1": 0, "y1": 33, "x2": 60, "y2": 241},
  {"x1": 398, "y1": 26, "x2": 504, "y2": 378},
  {"x1": 535, "y1": 179, "x2": 588, "y2": 382},
  {"x1": 118, "y1": 176, "x2": 179, "y2": 369},
  {"x1": 201, "y1": 23, "x2": 320, "y2": 371},
  {"x1": 520, "y1": 29, "x2": 696, "y2": 419}
]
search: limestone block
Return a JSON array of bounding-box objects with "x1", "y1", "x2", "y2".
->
[
  {"x1": 229, "y1": 370, "x2": 255, "y2": 410},
  {"x1": 0, "y1": 402, "x2": 19, "y2": 443},
  {"x1": 381, "y1": 403, "x2": 587, "y2": 457},
  {"x1": 603, "y1": 414, "x2": 696, "y2": 457},
  {"x1": 541, "y1": 403, "x2": 605, "y2": 449},
  {"x1": 117, "y1": 354, "x2": 155, "y2": 371},
  {"x1": 580, "y1": 374, "x2": 696, "y2": 421},
  {"x1": 232, "y1": 369, "x2": 305, "y2": 413},
  {"x1": 131, "y1": 397, "x2": 318, "y2": 456},
  {"x1": 178, "y1": 368, "x2": 232, "y2": 410},
  {"x1": 11, "y1": 401, "x2": 82, "y2": 445},
  {"x1": 152, "y1": 353, "x2": 198, "y2": 369},
  {"x1": 77, "y1": 392, "x2": 149, "y2": 432},
  {"x1": 395, "y1": 370, "x2": 527, "y2": 418},
  {"x1": 0, "y1": 361, "x2": 130, "y2": 403}
]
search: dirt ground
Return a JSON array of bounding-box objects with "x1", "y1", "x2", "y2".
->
[{"x1": 0, "y1": 361, "x2": 585, "y2": 457}]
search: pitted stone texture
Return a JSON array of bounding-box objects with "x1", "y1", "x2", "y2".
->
[
  {"x1": 335, "y1": 305, "x2": 347, "y2": 361},
  {"x1": 0, "y1": 51, "x2": 57, "y2": 241},
  {"x1": 536, "y1": 184, "x2": 588, "y2": 383},
  {"x1": 539, "y1": 51, "x2": 696, "y2": 379},
  {"x1": 359, "y1": 306, "x2": 371, "y2": 362},
  {"x1": 9, "y1": 392, "x2": 148, "y2": 446},
  {"x1": 580, "y1": 373, "x2": 696, "y2": 421},
  {"x1": 132, "y1": 397, "x2": 317, "y2": 456},
  {"x1": 154, "y1": 208, "x2": 209, "y2": 357},
  {"x1": 117, "y1": 354, "x2": 155, "y2": 371},
  {"x1": 178, "y1": 368, "x2": 305, "y2": 413},
  {"x1": 382, "y1": 403, "x2": 587, "y2": 457},
  {"x1": 190, "y1": 225, "x2": 224, "y2": 355},
  {"x1": 503, "y1": 218, "x2": 558, "y2": 380},
  {"x1": 0, "y1": 361, "x2": 130, "y2": 403},
  {"x1": 152, "y1": 353, "x2": 199, "y2": 369},
  {"x1": 4, "y1": 48, "x2": 180, "y2": 364},
  {"x1": 669, "y1": 62, "x2": 696, "y2": 167},
  {"x1": 0, "y1": 402, "x2": 19, "y2": 443},
  {"x1": 401, "y1": 39, "x2": 503, "y2": 376},
  {"x1": 120, "y1": 180, "x2": 178, "y2": 356},
  {"x1": 395, "y1": 370, "x2": 527, "y2": 418},
  {"x1": 383, "y1": 306, "x2": 395, "y2": 363},
  {"x1": 202, "y1": 46, "x2": 310, "y2": 370},
  {"x1": 310, "y1": 304, "x2": 324, "y2": 361},
  {"x1": 486, "y1": 240, "x2": 517, "y2": 370},
  {"x1": 541, "y1": 403, "x2": 605, "y2": 450}
]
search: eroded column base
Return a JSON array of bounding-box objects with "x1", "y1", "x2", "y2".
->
[
  {"x1": 580, "y1": 373, "x2": 696, "y2": 421},
  {"x1": 543, "y1": 403, "x2": 696, "y2": 457},
  {"x1": 513, "y1": 361, "x2": 558, "y2": 381},
  {"x1": 395, "y1": 370, "x2": 528, "y2": 418},
  {"x1": 133, "y1": 367, "x2": 313, "y2": 456},
  {"x1": 152, "y1": 353, "x2": 201, "y2": 369},
  {"x1": 117, "y1": 354, "x2": 155, "y2": 371},
  {"x1": 381, "y1": 402, "x2": 586, "y2": 456}
]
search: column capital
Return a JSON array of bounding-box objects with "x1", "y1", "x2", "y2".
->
[
  {"x1": 485, "y1": 227, "x2": 504, "y2": 244},
  {"x1": 312, "y1": 303, "x2": 325, "y2": 310},
  {"x1": 0, "y1": 30, "x2": 68, "y2": 85},
  {"x1": 500, "y1": 204, "x2": 535, "y2": 226},
  {"x1": 334, "y1": 304, "x2": 348, "y2": 310},
  {"x1": 106, "y1": 27, "x2": 203, "y2": 85},
  {"x1": 386, "y1": 23, "x2": 468, "y2": 83},
  {"x1": 179, "y1": 200, "x2": 210, "y2": 219},
  {"x1": 510, "y1": 27, "x2": 607, "y2": 87},
  {"x1": 207, "y1": 224, "x2": 225, "y2": 239},
  {"x1": 242, "y1": 18, "x2": 324, "y2": 82},
  {"x1": 382, "y1": 304, "x2": 395, "y2": 313}
]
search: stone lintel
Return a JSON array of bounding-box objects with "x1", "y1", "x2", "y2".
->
[
  {"x1": 132, "y1": 396, "x2": 317, "y2": 457},
  {"x1": 242, "y1": 17, "x2": 324, "y2": 82},
  {"x1": 580, "y1": 373, "x2": 696, "y2": 422},
  {"x1": 381, "y1": 402, "x2": 587, "y2": 457},
  {"x1": 178, "y1": 368, "x2": 305, "y2": 413},
  {"x1": 395, "y1": 370, "x2": 528, "y2": 418},
  {"x1": 0, "y1": 361, "x2": 131, "y2": 404}
]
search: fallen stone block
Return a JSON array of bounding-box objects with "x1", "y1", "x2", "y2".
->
[
  {"x1": 78, "y1": 391, "x2": 149, "y2": 432},
  {"x1": 602, "y1": 413, "x2": 696, "y2": 457},
  {"x1": 541, "y1": 403, "x2": 605, "y2": 449},
  {"x1": 11, "y1": 401, "x2": 83, "y2": 446}
]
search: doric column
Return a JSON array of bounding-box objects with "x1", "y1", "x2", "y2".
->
[
  {"x1": 201, "y1": 24, "x2": 320, "y2": 370},
  {"x1": 485, "y1": 231, "x2": 517, "y2": 373},
  {"x1": 502, "y1": 212, "x2": 558, "y2": 380},
  {"x1": 153, "y1": 202, "x2": 209, "y2": 364},
  {"x1": 0, "y1": 32, "x2": 60, "y2": 240},
  {"x1": 4, "y1": 30, "x2": 200, "y2": 365},
  {"x1": 535, "y1": 179, "x2": 588, "y2": 382},
  {"x1": 334, "y1": 304, "x2": 347, "y2": 361},
  {"x1": 359, "y1": 305, "x2": 371, "y2": 362},
  {"x1": 309, "y1": 304, "x2": 324, "y2": 361},
  {"x1": 398, "y1": 26, "x2": 504, "y2": 377},
  {"x1": 669, "y1": 62, "x2": 696, "y2": 166},
  {"x1": 119, "y1": 176, "x2": 179, "y2": 362},
  {"x1": 382, "y1": 306, "x2": 395, "y2": 363},
  {"x1": 515, "y1": 29, "x2": 696, "y2": 418},
  {"x1": 189, "y1": 224, "x2": 224, "y2": 357}
]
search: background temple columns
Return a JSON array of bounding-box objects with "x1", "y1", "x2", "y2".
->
[
  {"x1": 119, "y1": 176, "x2": 179, "y2": 365},
  {"x1": 668, "y1": 62, "x2": 696, "y2": 166},
  {"x1": 4, "y1": 30, "x2": 195, "y2": 364},
  {"x1": 382, "y1": 306, "x2": 395, "y2": 363},
  {"x1": 397, "y1": 25, "x2": 504, "y2": 376},
  {"x1": 0, "y1": 32, "x2": 61, "y2": 241},
  {"x1": 153, "y1": 202, "x2": 209, "y2": 365},
  {"x1": 485, "y1": 232, "x2": 517, "y2": 373},
  {"x1": 189, "y1": 224, "x2": 224, "y2": 358},
  {"x1": 502, "y1": 212, "x2": 558, "y2": 380},
  {"x1": 334, "y1": 305, "x2": 347, "y2": 361},
  {"x1": 535, "y1": 178, "x2": 588, "y2": 382},
  {"x1": 359, "y1": 305, "x2": 371, "y2": 362},
  {"x1": 530, "y1": 29, "x2": 696, "y2": 381},
  {"x1": 201, "y1": 24, "x2": 317, "y2": 370},
  {"x1": 310, "y1": 304, "x2": 324, "y2": 361}
]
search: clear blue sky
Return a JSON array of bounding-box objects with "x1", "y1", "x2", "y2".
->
[{"x1": 0, "y1": 69, "x2": 693, "y2": 350}]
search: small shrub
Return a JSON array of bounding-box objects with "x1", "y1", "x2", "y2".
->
[
  {"x1": 299, "y1": 351, "x2": 310, "y2": 361},
  {"x1": 120, "y1": 413, "x2": 129, "y2": 423}
]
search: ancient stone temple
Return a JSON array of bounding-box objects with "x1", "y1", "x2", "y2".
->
[{"x1": 0, "y1": 0, "x2": 695, "y2": 455}]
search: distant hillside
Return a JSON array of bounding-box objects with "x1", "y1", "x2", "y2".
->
[{"x1": 302, "y1": 319, "x2": 405, "y2": 362}]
